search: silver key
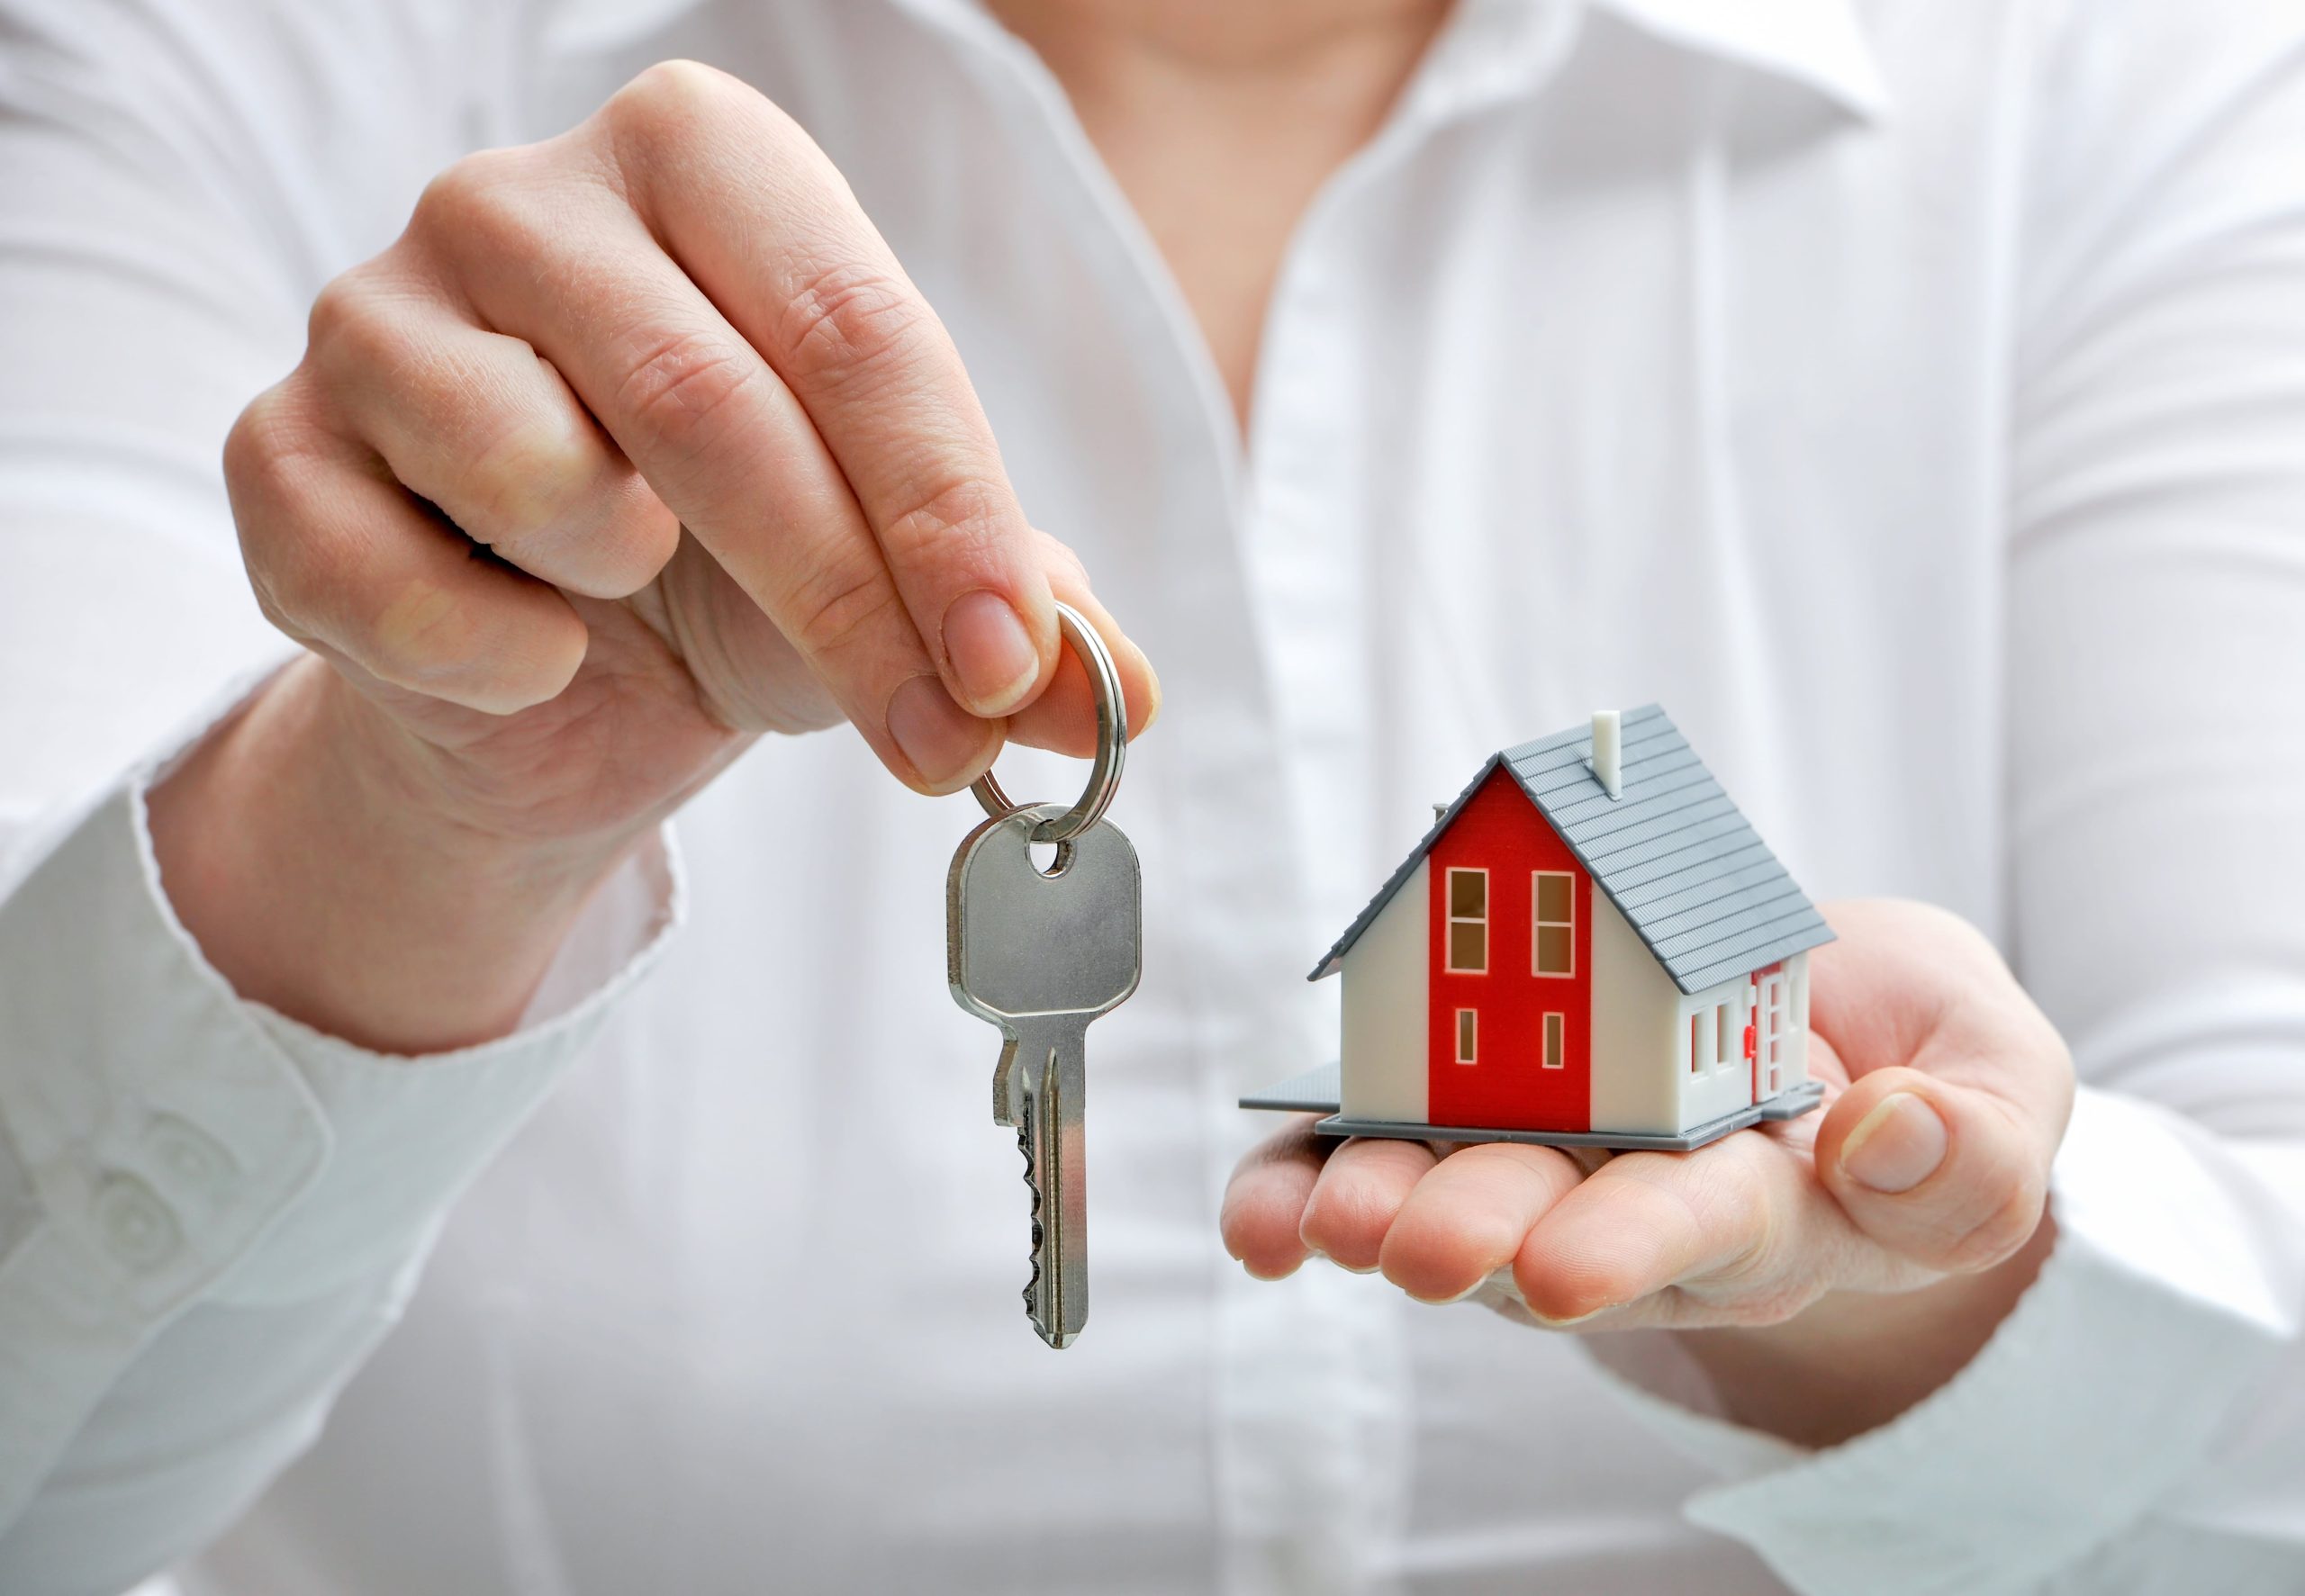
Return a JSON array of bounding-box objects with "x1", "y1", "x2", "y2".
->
[{"x1": 947, "y1": 802, "x2": 1141, "y2": 1348}]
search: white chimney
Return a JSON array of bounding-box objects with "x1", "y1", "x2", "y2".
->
[{"x1": 1591, "y1": 708, "x2": 1623, "y2": 799}]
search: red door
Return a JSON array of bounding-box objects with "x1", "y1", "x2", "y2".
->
[{"x1": 1425, "y1": 769, "x2": 1594, "y2": 1132}]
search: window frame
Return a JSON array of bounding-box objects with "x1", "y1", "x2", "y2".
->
[
  {"x1": 1444, "y1": 867, "x2": 1489, "y2": 974},
  {"x1": 1531, "y1": 870, "x2": 1576, "y2": 978},
  {"x1": 1541, "y1": 1011, "x2": 1566, "y2": 1069},
  {"x1": 1455, "y1": 1007, "x2": 1478, "y2": 1064}
]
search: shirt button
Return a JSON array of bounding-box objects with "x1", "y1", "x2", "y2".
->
[
  {"x1": 143, "y1": 1114, "x2": 237, "y2": 1195},
  {"x1": 93, "y1": 1172, "x2": 182, "y2": 1272}
]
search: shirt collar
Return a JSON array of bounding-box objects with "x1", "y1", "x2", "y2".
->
[
  {"x1": 887, "y1": 0, "x2": 1892, "y2": 127},
  {"x1": 1584, "y1": 0, "x2": 1893, "y2": 121}
]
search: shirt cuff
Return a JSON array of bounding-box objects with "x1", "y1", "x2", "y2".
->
[
  {"x1": 1577, "y1": 1087, "x2": 2293, "y2": 1596},
  {"x1": 0, "y1": 670, "x2": 682, "y2": 1521}
]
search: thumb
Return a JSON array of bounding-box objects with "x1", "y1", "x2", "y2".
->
[{"x1": 1814, "y1": 1067, "x2": 2056, "y2": 1275}]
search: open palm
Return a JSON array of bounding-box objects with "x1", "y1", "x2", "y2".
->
[{"x1": 1221, "y1": 899, "x2": 2074, "y2": 1333}]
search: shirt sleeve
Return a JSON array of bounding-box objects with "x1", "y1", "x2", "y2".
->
[
  {"x1": 0, "y1": 688, "x2": 683, "y2": 1596},
  {"x1": 1578, "y1": 5, "x2": 2305, "y2": 1592},
  {"x1": 0, "y1": 5, "x2": 684, "y2": 1592}
]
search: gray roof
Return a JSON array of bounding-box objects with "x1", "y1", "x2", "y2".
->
[{"x1": 1310, "y1": 705, "x2": 1832, "y2": 994}]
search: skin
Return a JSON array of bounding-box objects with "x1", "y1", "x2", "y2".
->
[
  {"x1": 1221, "y1": 900, "x2": 2074, "y2": 1447},
  {"x1": 991, "y1": 0, "x2": 1453, "y2": 421},
  {"x1": 147, "y1": 0, "x2": 2075, "y2": 1448},
  {"x1": 149, "y1": 59, "x2": 1161, "y2": 1053}
]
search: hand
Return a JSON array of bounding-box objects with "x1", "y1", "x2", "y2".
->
[
  {"x1": 1220, "y1": 900, "x2": 2075, "y2": 1442},
  {"x1": 151, "y1": 61, "x2": 1155, "y2": 1050}
]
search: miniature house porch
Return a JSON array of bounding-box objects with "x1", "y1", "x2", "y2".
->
[{"x1": 1243, "y1": 706, "x2": 1835, "y2": 1153}]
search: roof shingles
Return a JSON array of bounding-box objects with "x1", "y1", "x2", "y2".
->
[{"x1": 1310, "y1": 705, "x2": 1831, "y2": 994}]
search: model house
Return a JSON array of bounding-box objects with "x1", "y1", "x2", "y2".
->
[{"x1": 1243, "y1": 706, "x2": 1834, "y2": 1151}]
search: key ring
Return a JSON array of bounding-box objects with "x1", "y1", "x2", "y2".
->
[{"x1": 970, "y1": 600, "x2": 1125, "y2": 844}]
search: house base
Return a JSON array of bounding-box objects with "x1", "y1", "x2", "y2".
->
[{"x1": 1239, "y1": 1066, "x2": 1824, "y2": 1153}]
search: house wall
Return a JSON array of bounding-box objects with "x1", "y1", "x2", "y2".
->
[
  {"x1": 1586, "y1": 894, "x2": 1681, "y2": 1137},
  {"x1": 1664, "y1": 951, "x2": 1818, "y2": 1131},
  {"x1": 1785, "y1": 951, "x2": 1812, "y2": 1086},
  {"x1": 1338, "y1": 860, "x2": 1429, "y2": 1124},
  {"x1": 1673, "y1": 972, "x2": 1761, "y2": 1132},
  {"x1": 1424, "y1": 769, "x2": 1593, "y2": 1132}
]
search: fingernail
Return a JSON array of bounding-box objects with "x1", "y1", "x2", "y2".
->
[
  {"x1": 941, "y1": 591, "x2": 1041, "y2": 716},
  {"x1": 1839, "y1": 1092, "x2": 1948, "y2": 1194},
  {"x1": 885, "y1": 675, "x2": 990, "y2": 789},
  {"x1": 1131, "y1": 641, "x2": 1163, "y2": 734},
  {"x1": 1530, "y1": 1307, "x2": 1608, "y2": 1330},
  {"x1": 1305, "y1": 1245, "x2": 1378, "y2": 1276}
]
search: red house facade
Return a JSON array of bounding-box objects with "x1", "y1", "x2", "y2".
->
[{"x1": 1424, "y1": 767, "x2": 1596, "y2": 1132}]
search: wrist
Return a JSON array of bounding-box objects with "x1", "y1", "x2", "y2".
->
[{"x1": 149, "y1": 657, "x2": 639, "y2": 1053}]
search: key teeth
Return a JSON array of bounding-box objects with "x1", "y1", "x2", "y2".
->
[{"x1": 1017, "y1": 1107, "x2": 1044, "y2": 1317}]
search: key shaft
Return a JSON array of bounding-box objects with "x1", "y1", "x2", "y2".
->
[
  {"x1": 948, "y1": 806, "x2": 1139, "y2": 1350},
  {"x1": 1010, "y1": 1019, "x2": 1089, "y2": 1347}
]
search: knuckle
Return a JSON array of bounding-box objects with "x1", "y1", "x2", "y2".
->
[
  {"x1": 772, "y1": 257, "x2": 934, "y2": 392},
  {"x1": 411, "y1": 147, "x2": 548, "y2": 261},
  {"x1": 221, "y1": 390, "x2": 376, "y2": 652},
  {"x1": 303, "y1": 268, "x2": 403, "y2": 367},
  {"x1": 1030, "y1": 528, "x2": 1091, "y2": 590},
  {"x1": 366, "y1": 575, "x2": 482, "y2": 682},
  {"x1": 612, "y1": 327, "x2": 765, "y2": 476},
  {"x1": 605, "y1": 59, "x2": 735, "y2": 149},
  {"x1": 221, "y1": 387, "x2": 290, "y2": 499},
  {"x1": 223, "y1": 383, "x2": 330, "y2": 518},
  {"x1": 234, "y1": 498, "x2": 345, "y2": 645},
  {"x1": 1939, "y1": 1171, "x2": 2048, "y2": 1273},
  {"x1": 877, "y1": 473, "x2": 1016, "y2": 568},
  {"x1": 461, "y1": 410, "x2": 601, "y2": 546},
  {"x1": 779, "y1": 554, "x2": 904, "y2": 662}
]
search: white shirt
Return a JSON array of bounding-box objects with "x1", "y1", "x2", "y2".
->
[{"x1": 4, "y1": 0, "x2": 2304, "y2": 1591}]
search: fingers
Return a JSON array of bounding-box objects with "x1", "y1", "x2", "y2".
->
[
  {"x1": 1814, "y1": 1067, "x2": 2056, "y2": 1275},
  {"x1": 595, "y1": 62, "x2": 1059, "y2": 718},
  {"x1": 410, "y1": 153, "x2": 997, "y2": 788},
  {"x1": 1219, "y1": 1118, "x2": 1337, "y2": 1279},
  {"x1": 226, "y1": 388, "x2": 589, "y2": 714},
  {"x1": 591, "y1": 67, "x2": 1163, "y2": 754},
  {"x1": 355, "y1": 67, "x2": 1159, "y2": 788},
  {"x1": 309, "y1": 281, "x2": 680, "y2": 600},
  {"x1": 1515, "y1": 1129, "x2": 1927, "y2": 1329},
  {"x1": 1299, "y1": 1137, "x2": 1441, "y2": 1272},
  {"x1": 1223, "y1": 1123, "x2": 1906, "y2": 1330},
  {"x1": 1002, "y1": 539, "x2": 1162, "y2": 756},
  {"x1": 1512, "y1": 1141, "x2": 1779, "y2": 1326},
  {"x1": 1374, "y1": 1144, "x2": 1582, "y2": 1303},
  {"x1": 1807, "y1": 900, "x2": 2074, "y2": 1276}
]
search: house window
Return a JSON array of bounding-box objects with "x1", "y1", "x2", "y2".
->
[
  {"x1": 1688, "y1": 1013, "x2": 1711, "y2": 1075},
  {"x1": 1532, "y1": 871, "x2": 1575, "y2": 977},
  {"x1": 1542, "y1": 1012, "x2": 1565, "y2": 1069},
  {"x1": 1455, "y1": 1008, "x2": 1478, "y2": 1064},
  {"x1": 1445, "y1": 869, "x2": 1487, "y2": 972},
  {"x1": 1716, "y1": 1002, "x2": 1735, "y2": 1068}
]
